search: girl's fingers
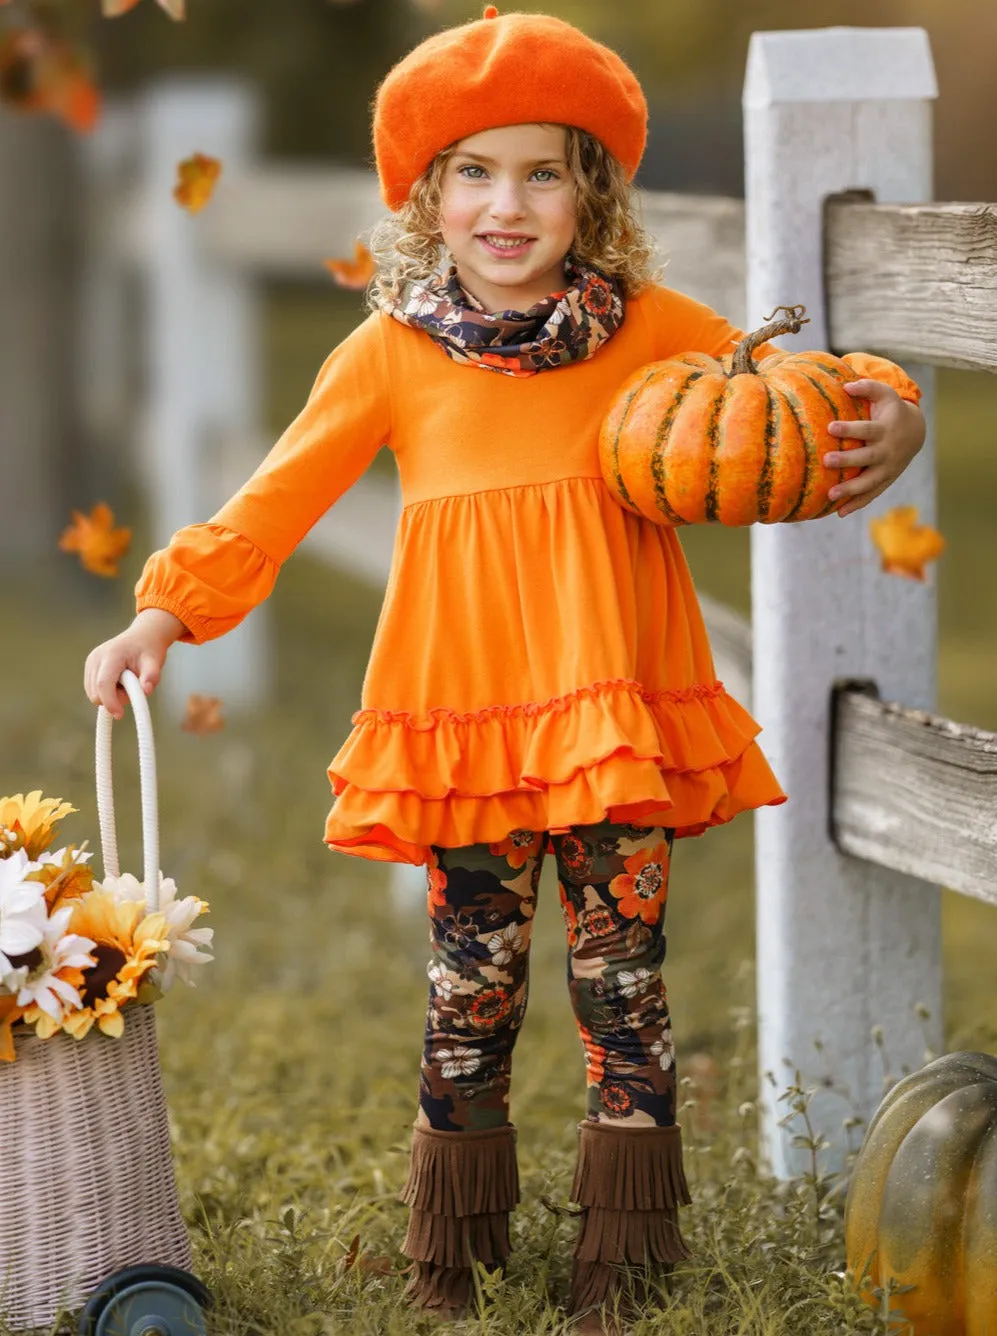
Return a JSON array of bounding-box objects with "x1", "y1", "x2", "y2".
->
[
  {"x1": 827, "y1": 419, "x2": 882, "y2": 439},
  {"x1": 828, "y1": 467, "x2": 887, "y2": 503},
  {"x1": 823, "y1": 445, "x2": 879, "y2": 469},
  {"x1": 843, "y1": 378, "x2": 896, "y2": 401}
]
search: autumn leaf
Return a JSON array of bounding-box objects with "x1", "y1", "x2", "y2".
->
[
  {"x1": 58, "y1": 503, "x2": 132, "y2": 578},
  {"x1": 173, "y1": 153, "x2": 222, "y2": 213},
  {"x1": 0, "y1": 29, "x2": 100, "y2": 134},
  {"x1": 869, "y1": 505, "x2": 945, "y2": 581},
  {"x1": 103, "y1": 0, "x2": 186, "y2": 19},
  {"x1": 324, "y1": 240, "x2": 376, "y2": 290},
  {"x1": 342, "y1": 1234, "x2": 361, "y2": 1271},
  {"x1": 181, "y1": 694, "x2": 225, "y2": 735}
]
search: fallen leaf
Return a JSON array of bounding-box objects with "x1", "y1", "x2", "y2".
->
[
  {"x1": 342, "y1": 1234, "x2": 361, "y2": 1271},
  {"x1": 324, "y1": 240, "x2": 376, "y2": 290},
  {"x1": 181, "y1": 694, "x2": 225, "y2": 735},
  {"x1": 103, "y1": 0, "x2": 186, "y2": 18},
  {"x1": 173, "y1": 152, "x2": 222, "y2": 213},
  {"x1": 58, "y1": 502, "x2": 131, "y2": 577},
  {"x1": 868, "y1": 505, "x2": 945, "y2": 581}
]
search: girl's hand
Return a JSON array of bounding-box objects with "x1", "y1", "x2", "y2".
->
[
  {"x1": 84, "y1": 608, "x2": 187, "y2": 719},
  {"x1": 822, "y1": 380, "x2": 926, "y2": 518}
]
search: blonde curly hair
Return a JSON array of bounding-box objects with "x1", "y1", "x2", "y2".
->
[{"x1": 365, "y1": 125, "x2": 660, "y2": 311}]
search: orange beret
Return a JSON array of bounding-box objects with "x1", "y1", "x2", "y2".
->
[{"x1": 372, "y1": 7, "x2": 648, "y2": 212}]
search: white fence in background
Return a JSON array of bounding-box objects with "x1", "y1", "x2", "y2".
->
[{"x1": 78, "y1": 26, "x2": 997, "y2": 1180}]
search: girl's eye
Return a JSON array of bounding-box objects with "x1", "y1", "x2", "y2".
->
[
  {"x1": 532, "y1": 169, "x2": 559, "y2": 183},
  {"x1": 457, "y1": 164, "x2": 486, "y2": 179}
]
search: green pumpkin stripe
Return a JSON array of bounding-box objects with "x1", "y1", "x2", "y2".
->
[
  {"x1": 757, "y1": 385, "x2": 778, "y2": 522},
  {"x1": 650, "y1": 369, "x2": 703, "y2": 526},
  {"x1": 608, "y1": 367, "x2": 660, "y2": 514},
  {"x1": 779, "y1": 387, "x2": 816, "y2": 522},
  {"x1": 703, "y1": 382, "x2": 729, "y2": 523}
]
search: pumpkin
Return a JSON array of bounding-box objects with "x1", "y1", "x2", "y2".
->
[
  {"x1": 843, "y1": 1049, "x2": 997, "y2": 1335},
  {"x1": 599, "y1": 303, "x2": 870, "y2": 527}
]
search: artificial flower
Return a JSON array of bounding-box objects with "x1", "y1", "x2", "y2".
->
[
  {"x1": 0, "y1": 995, "x2": 25, "y2": 1063},
  {"x1": 98, "y1": 871, "x2": 213, "y2": 990},
  {"x1": 28, "y1": 844, "x2": 94, "y2": 909},
  {"x1": 0, "y1": 849, "x2": 47, "y2": 979},
  {"x1": 15, "y1": 904, "x2": 95, "y2": 1026},
  {"x1": 0, "y1": 791, "x2": 75, "y2": 859},
  {"x1": 61, "y1": 892, "x2": 168, "y2": 1038}
]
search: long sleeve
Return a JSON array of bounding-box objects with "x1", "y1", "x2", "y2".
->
[
  {"x1": 639, "y1": 284, "x2": 921, "y2": 404},
  {"x1": 135, "y1": 312, "x2": 392, "y2": 644}
]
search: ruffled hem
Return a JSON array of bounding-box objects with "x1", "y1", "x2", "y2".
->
[{"x1": 322, "y1": 678, "x2": 787, "y2": 864}]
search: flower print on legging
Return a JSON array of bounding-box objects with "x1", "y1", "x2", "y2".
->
[{"x1": 419, "y1": 821, "x2": 677, "y2": 1132}]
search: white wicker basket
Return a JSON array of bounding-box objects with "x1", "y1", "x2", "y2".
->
[{"x1": 0, "y1": 671, "x2": 191, "y2": 1330}]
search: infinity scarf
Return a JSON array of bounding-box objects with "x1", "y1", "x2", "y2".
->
[{"x1": 385, "y1": 259, "x2": 625, "y2": 377}]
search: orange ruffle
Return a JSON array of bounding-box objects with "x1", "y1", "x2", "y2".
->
[{"x1": 323, "y1": 677, "x2": 787, "y2": 864}]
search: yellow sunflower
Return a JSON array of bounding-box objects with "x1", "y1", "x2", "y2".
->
[
  {"x1": 0, "y1": 792, "x2": 76, "y2": 860},
  {"x1": 60, "y1": 892, "x2": 168, "y2": 1039},
  {"x1": 27, "y1": 844, "x2": 95, "y2": 909}
]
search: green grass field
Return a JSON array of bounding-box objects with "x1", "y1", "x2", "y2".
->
[{"x1": 1, "y1": 288, "x2": 995, "y2": 1333}]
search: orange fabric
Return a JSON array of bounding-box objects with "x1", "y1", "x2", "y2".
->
[
  {"x1": 136, "y1": 284, "x2": 919, "y2": 865},
  {"x1": 372, "y1": 9, "x2": 647, "y2": 211}
]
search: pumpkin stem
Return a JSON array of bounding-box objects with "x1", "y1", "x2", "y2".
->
[{"x1": 729, "y1": 303, "x2": 811, "y2": 376}]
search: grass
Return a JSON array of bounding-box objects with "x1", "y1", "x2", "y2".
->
[{"x1": 1, "y1": 289, "x2": 996, "y2": 1332}]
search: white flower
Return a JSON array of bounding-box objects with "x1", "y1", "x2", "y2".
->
[
  {"x1": 427, "y1": 962, "x2": 455, "y2": 1001},
  {"x1": 35, "y1": 846, "x2": 93, "y2": 870},
  {"x1": 617, "y1": 967, "x2": 653, "y2": 998},
  {"x1": 437, "y1": 1045, "x2": 482, "y2": 1079},
  {"x1": 99, "y1": 871, "x2": 213, "y2": 991},
  {"x1": 0, "y1": 849, "x2": 47, "y2": 981},
  {"x1": 14, "y1": 905, "x2": 95, "y2": 1021},
  {"x1": 650, "y1": 1029, "x2": 675, "y2": 1071},
  {"x1": 486, "y1": 923, "x2": 522, "y2": 966}
]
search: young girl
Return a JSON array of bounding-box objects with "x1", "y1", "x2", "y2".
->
[{"x1": 84, "y1": 8, "x2": 925, "y2": 1331}]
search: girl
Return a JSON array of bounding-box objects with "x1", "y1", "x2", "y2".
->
[{"x1": 84, "y1": 8, "x2": 925, "y2": 1332}]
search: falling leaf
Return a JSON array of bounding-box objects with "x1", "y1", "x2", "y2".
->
[
  {"x1": 324, "y1": 240, "x2": 376, "y2": 290},
  {"x1": 173, "y1": 153, "x2": 222, "y2": 213},
  {"x1": 58, "y1": 503, "x2": 131, "y2": 577},
  {"x1": 181, "y1": 694, "x2": 225, "y2": 735},
  {"x1": 102, "y1": 0, "x2": 186, "y2": 18},
  {"x1": 868, "y1": 506, "x2": 945, "y2": 581},
  {"x1": 0, "y1": 29, "x2": 100, "y2": 133}
]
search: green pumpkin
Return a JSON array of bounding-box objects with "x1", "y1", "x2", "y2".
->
[{"x1": 844, "y1": 1050, "x2": 997, "y2": 1335}]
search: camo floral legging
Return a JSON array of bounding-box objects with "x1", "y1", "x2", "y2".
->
[{"x1": 418, "y1": 820, "x2": 678, "y2": 1133}]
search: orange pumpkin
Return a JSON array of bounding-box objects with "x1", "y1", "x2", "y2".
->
[
  {"x1": 599, "y1": 304, "x2": 869, "y2": 527},
  {"x1": 844, "y1": 1050, "x2": 997, "y2": 1335}
]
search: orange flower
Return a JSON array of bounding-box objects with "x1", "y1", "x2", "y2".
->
[
  {"x1": 488, "y1": 830, "x2": 543, "y2": 870},
  {"x1": 27, "y1": 845, "x2": 94, "y2": 909},
  {"x1": 607, "y1": 843, "x2": 670, "y2": 924},
  {"x1": 426, "y1": 850, "x2": 448, "y2": 915},
  {"x1": 0, "y1": 995, "x2": 25, "y2": 1063},
  {"x1": 468, "y1": 987, "x2": 512, "y2": 1030}
]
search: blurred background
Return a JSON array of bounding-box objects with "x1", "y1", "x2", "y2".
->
[{"x1": 1, "y1": 0, "x2": 995, "y2": 1154}]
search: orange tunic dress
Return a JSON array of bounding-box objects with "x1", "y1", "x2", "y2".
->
[{"x1": 135, "y1": 284, "x2": 906, "y2": 865}]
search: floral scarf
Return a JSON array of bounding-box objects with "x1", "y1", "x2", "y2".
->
[{"x1": 385, "y1": 259, "x2": 625, "y2": 377}]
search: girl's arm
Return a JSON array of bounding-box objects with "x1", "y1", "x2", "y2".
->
[{"x1": 135, "y1": 313, "x2": 392, "y2": 645}]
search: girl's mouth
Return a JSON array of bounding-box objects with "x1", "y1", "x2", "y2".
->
[{"x1": 477, "y1": 234, "x2": 535, "y2": 258}]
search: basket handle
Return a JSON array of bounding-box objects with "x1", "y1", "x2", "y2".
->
[{"x1": 95, "y1": 668, "x2": 161, "y2": 914}]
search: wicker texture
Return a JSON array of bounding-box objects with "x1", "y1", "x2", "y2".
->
[{"x1": 0, "y1": 671, "x2": 191, "y2": 1329}]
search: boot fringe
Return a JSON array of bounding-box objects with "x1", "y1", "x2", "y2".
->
[
  {"x1": 575, "y1": 1204, "x2": 691, "y2": 1265},
  {"x1": 402, "y1": 1206, "x2": 511, "y2": 1269},
  {"x1": 402, "y1": 1260, "x2": 475, "y2": 1312},
  {"x1": 569, "y1": 1119, "x2": 691, "y2": 1212},
  {"x1": 400, "y1": 1122, "x2": 520, "y2": 1216},
  {"x1": 567, "y1": 1120, "x2": 692, "y2": 1318}
]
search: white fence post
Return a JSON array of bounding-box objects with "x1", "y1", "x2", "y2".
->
[
  {"x1": 743, "y1": 28, "x2": 943, "y2": 1178},
  {"x1": 139, "y1": 79, "x2": 270, "y2": 715}
]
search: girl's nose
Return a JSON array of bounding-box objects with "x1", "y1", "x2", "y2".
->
[{"x1": 488, "y1": 177, "x2": 527, "y2": 222}]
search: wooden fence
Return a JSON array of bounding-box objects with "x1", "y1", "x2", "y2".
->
[{"x1": 80, "y1": 26, "x2": 997, "y2": 1179}]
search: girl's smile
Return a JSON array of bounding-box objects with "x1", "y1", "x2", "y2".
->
[{"x1": 439, "y1": 123, "x2": 576, "y2": 313}]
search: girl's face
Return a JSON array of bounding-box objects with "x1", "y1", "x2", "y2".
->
[{"x1": 439, "y1": 123, "x2": 576, "y2": 314}]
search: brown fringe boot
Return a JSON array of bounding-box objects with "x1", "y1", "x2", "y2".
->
[
  {"x1": 567, "y1": 1120, "x2": 692, "y2": 1329},
  {"x1": 400, "y1": 1122, "x2": 520, "y2": 1316}
]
